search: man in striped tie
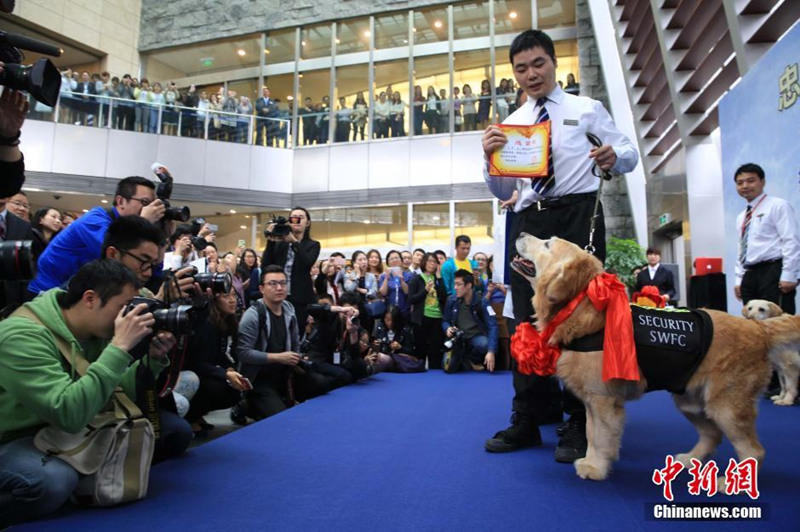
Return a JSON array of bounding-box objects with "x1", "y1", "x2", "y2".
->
[
  {"x1": 734, "y1": 163, "x2": 800, "y2": 314},
  {"x1": 481, "y1": 29, "x2": 639, "y2": 464}
]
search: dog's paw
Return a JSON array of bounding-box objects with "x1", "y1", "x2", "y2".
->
[
  {"x1": 770, "y1": 394, "x2": 784, "y2": 402},
  {"x1": 773, "y1": 397, "x2": 794, "y2": 406},
  {"x1": 575, "y1": 458, "x2": 609, "y2": 481}
]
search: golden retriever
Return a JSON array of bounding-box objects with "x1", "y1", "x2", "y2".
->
[
  {"x1": 742, "y1": 299, "x2": 800, "y2": 406},
  {"x1": 513, "y1": 233, "x2": 800, "y2": 482}
]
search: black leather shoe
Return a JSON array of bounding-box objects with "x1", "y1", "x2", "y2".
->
[
  {"x1": 230, "y1": 400, "x2": 248, "y2": 426},
  {"x1": 485, "y1": 413, "x2": 542, "y2": 453},
  {"x1": 554, "y1": 415, "x2": 587, "y2": 463}
]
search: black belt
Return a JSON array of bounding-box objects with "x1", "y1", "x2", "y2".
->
[
  {"x1": 745, "y1": 258, "x2": 782, "y2": 270},
  {"x1": 530, "y1": 192, "x2": 597, "y2": 211}
]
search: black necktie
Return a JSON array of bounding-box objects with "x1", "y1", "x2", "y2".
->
[
  {"x1": 531, "y1": 97, "x2": 555, "y2": 194},
  {"x1": 0, "y1": 216, "x2": 6, "y2": 241}
]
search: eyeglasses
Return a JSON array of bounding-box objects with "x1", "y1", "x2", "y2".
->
[
  {"x1": 9, "y1": 200, "x2": 30, "y2": 211},
  {"x1": 119, "y1": 249, "x2": 159, "y2": 272},
  {"x1": 125, "y1": 196, "x2": 153, "y2": 207},
  {"x1": 262, "y1": 280, "x2": 288, "y2": 288}
]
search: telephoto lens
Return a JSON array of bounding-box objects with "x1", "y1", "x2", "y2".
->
[
  {"x1": 152, "y1": 304, "x2": 195, "y2": 336},
  {"x1": 162, "y1": 200, "x2": 191, "y2": 222},
  {"x1": 0, "y1": 240, "x2": 36, "y2": 280},
  {"x1": 194, "y1": 271, "x2": 232, "y2": 295}
]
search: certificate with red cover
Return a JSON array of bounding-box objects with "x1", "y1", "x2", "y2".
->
[{"x1": 488, "y1": 122, "x2": 550, "y2": 178}]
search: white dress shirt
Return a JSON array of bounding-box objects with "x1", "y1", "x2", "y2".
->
[
  {"x1": 735, "y1": 193, "x2": 800, "y2": 284},
  {"x1": 648, "y1": 264, "x2": 659, "y2": 280},
  {"x1": 484, "y1": 86, "x2": 639, "y2": 213}
]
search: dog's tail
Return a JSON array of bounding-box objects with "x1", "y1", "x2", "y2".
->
[{"x1": 760, "y1": 314, "x2": 800, "y2": 351}]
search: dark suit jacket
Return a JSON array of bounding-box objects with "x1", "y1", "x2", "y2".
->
[
  {"x1": 261, "y1": 239, "x2": 320, "y2": 305},
  {"x1": 75, "y1": 82, "x2": 97, "y2": 99},
  {"x1": 255, "y1": 97, "x2": 278, "y2": 119},
  {"x1": 634, "y1": 265, "x2": 676, "y2": 301},
  {"x1": 1, "y1": 212, "x2": 41, "y2": 315},
  {"x1": 407, "y1": 274, "x2": 447, "y2": 327}
]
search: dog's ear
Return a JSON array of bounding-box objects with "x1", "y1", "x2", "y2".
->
[
  {"x1": 544, "y1": 263, "x2": 567, "y2": 304},
  {"x1": 767, "y1": 301, "x2": 782, "y2": 317}
]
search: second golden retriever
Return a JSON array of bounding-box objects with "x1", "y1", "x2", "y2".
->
[
  {"x1": 513, "y1": 233, "x2": 800, "y2": 482},
  {"x1": 742, "y1": 299, "x2": 800, "y2": 406}
]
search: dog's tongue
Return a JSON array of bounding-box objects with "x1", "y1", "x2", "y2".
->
[{"x1": 512, "y1": 256, "x2": 537, "y2": 277}]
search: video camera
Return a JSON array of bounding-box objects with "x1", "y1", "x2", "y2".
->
[
  {"x1": 0, "y1": 240, "x2": 35, "y2": 280},
  {"x1": 264, "y1": 215, "x2": 290, "y2": 239},
  {"x1": 151, "y1": 163, "x2": 190, "y2": 222},
  {"x1": 443, "y1": 328, "x2": 464, "y2": 350},
  {"x1": 0, "y1": 14, "x2": 62, "y2": 108}
]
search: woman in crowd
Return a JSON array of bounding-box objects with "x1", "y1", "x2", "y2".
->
[
  {"x1": 30, "y1": 207, "x2": 62, "y2": 249},
  {"x1": 134, "y1": 78, "x2": 151, "y2": 133},
  {"x1": 564, "y1": 72, "x2": 580, "y2": 96},
  {"x1": 239, "y1": 248, "x2": 261, "y2": 304},
  {"x1": 473, "y1": 251, "x2": 489, "y2": 296},
  {"x1": 372, "y1": 305, "x2": 423, "y2": 372},
  {"x1": 408, "y1": 252, "x2": 447, "y2": 369},
  {"x1": 378, "y1": 250, "x2": 413, "y2": 319},
  {"x1": 352, "y1": 91, "x2": 368, "y2": 141},
  {"x1": 462, "y1": 84, "x2": 477, "y2": 131},
  {"x1": 412, "y1": 85, "x2": 425, "y2": 136},
  {"x1": 424, "y1": 86, "x2": 441, "y2": 134},
  {"x1": 220, "y1": 90, "x2": 239, "y2": 142},
  {"x1": 343, "y1": 250, "x2": 378, "y2": 303},
  {"x1": 149, "y1": 82, "x2": 165, "y2": 133},
  {"x1": 185, "y1": 286, "x2": 249, "y2": 437},
  {"x1": 477, "y1": 79, "x2": 492, "y2": 130},
  {"x1": 495, "y1": 78, "x2": 510, "y2": 123},
  {"x1": 373, "y1": 91, "x2": 390, "y2": 139},
  {"x1": 217, "y1": 252, "x2": 246, "y2": 311},
  {"x1": 197, "y1": 90, "x2": 209, "y2": 137},
  {"x1": 390, "y1": 91, "x2": 406, "y2": 137},
  {"x1": 452, "y1": 86, "x2": 463, "y2": 132},
  {"x1": 163, "y1": 82, "x2": 180, "y2": 135},
  {"x1": 208, "y1": 93, "x2": 222, "y2": 140},
  {"x1": 60, "y1": 211, "x2": 78, "y2": 228},
  {"x1": 315, "y1": 253, "x2": 345, "y2": 305},
  {"x1": 262, "y1": 206, "x2": 321, "y2": 329},
  {"x1": 237, "y1": 96, "x2": 253, "y2": 143}
]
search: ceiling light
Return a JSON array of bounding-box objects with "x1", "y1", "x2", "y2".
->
[
  {"x1": 82, "y1": 209, "x2": 89, "y2": 213},
  {"x1": 244, "y1": 215, "x2": 250, "y2": 219},
  {"x1": 230, "y1": 209, "x2": 237, "y2": 214},
  {"x1": 101, "y1": 199, "x2": 108, "y2": 204},
  {"x1": 363, "y1": 220, "x2": 371, "y2": 224},
  {"x1": 287, "y1": 95, "x2": 294, "y2": 101},
  {"x1": 363, "y1": 30, "x2": 371, "y2": 38},
  {"x1": 301, "y1": 40, "x2": 306, "y2": 46},
  {"x1": 403, "y1": 39, "x2": 408, "y2": 44},
  {"x1": 509, "y1": 11, "x2": 518, "y2": 19},
  {"x1": 264, "y1": 49, "x2": 270, "y2": 54},
  {"x1": 240, "y1": 225, "x2": 247, "y2": 229},
  {"x1": 237, "y1": 49, "x2": 246, "y2": 56},
  {"x1": 434, "y1": 20, "x2": 442, "y2": 29},
  {"x1": 412, "y1": 27, "x2": 417, "y2": 33},
  {"x1": 336, "y1": 38, "x2": 340, "y2": 44}
]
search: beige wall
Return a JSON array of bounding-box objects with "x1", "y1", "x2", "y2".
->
[{"x1": 15, "y1": 0, "x2": 142, "y2": 76}]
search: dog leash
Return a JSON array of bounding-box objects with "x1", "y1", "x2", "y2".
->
[{"x1": 584, "y1": 133, "x2": 614, "y2": 256}]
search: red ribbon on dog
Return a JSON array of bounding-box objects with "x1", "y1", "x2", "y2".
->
[{"x1": 511, "y1": 272, "x2": 639, "y2": 382}]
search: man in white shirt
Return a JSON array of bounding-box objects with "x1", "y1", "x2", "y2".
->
[
  {"x1": 734, "y1": 163, "x2": 800, "y2": 315},
  {"x1": 482, "y1": 29, "x2": 639, "y2": 463}
]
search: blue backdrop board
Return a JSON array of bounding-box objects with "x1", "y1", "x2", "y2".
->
[
  {"x1": 16, "y1": 372, "x2": 800, "y2": 531},
  {"x1": 719, "y1": 21, "x2": 800, "y2": 314}
]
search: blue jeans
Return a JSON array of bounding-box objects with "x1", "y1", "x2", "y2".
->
[{"x1": 0, "y1": 436, "x2": 79, "y2": 527}]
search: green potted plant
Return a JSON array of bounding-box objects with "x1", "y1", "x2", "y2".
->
[{"x1": 605, "y1": 236, "x2": 645, "y2": 289}]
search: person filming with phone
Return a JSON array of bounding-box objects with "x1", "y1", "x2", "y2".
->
[{"x1": 261, "y1": 207, "x2": 320, "y2": 331}]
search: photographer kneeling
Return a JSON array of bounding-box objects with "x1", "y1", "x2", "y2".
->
[
  {"x1": 303, "y1": 292, "x2": 365, "y2": 385},
  {"x1": 235, "y1": 265, "x2": 325, "y2": 420},
  {"x1": 441, "y1": 269, "x2": 498, "y2": 373},
  {"x1": 0, "y1": 261, "x2": 175, "y2": 527}
]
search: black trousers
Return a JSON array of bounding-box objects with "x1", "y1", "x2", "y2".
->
[
  {"x1": 741, "y1": 260, "x2": 796, "y2": 315},
  {"x1": 414, "y1": 316, "x2": 444, "y2": 369},
  {"x1": 509, "y1": 194, "x2": 605, "y2": 422},
  {"x1": 185, "y1": 375, "x2": 241, "y2": 424}
]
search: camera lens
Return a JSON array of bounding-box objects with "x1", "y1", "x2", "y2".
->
[
  {"x1": 0, "y1": 240, "x2": 36, "y2": 280},
  {"x1": 195, "y1": 272, "x2": 232, "y2": 294},
  {"x1": 152, "y1": 305, "x2": 194, "y2": 335}
]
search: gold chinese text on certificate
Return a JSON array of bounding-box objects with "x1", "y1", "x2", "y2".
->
[{"x1": 489, "y1": 122, "x2": 551, "y2": 178}]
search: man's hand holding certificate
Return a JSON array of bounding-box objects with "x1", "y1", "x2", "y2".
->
[{"x1": 483, "y1": 122, "x2": 551, "y2": 178}]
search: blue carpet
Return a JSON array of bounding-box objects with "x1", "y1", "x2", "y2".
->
[{"x1": 18, "y1": 371, "x2": 800, "y2": 531}]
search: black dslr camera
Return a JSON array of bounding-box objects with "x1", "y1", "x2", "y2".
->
[
  {"x1": 151, "y1": 163, "x2": 190, "y2": 222},
  {"x1": 124, "y1": 296, "x2": 197, "y2": 359},
  {"x1": 188, "y1": 266, "x2": 232, "y2": 295},
  {"x1": 0, "y1": 240, "x2": 36, "y2": 280},
  {"x1": 264, "y1": 215, "x2": 290, "y2": 239},
  {"x1": 443, "y1": 328, "x2": 464, "y2": 349},
  {"x1": 0, "y1": 20, "x2": 62, "y2": 108},
  {"x1": 189, "y1": 218, "x2": 210, "y2": 252}
]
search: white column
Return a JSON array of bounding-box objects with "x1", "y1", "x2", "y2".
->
[{"x1": 685, "y1": 133, "x2": 726, "y2": 262}]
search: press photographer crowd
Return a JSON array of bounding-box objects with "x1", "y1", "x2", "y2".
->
[{"x1": 0, "y1": 70, "x2": 508, "y2": 525}]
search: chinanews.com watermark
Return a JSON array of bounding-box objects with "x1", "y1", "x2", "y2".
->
[{"x1": 645, "y1": 455, "x2": 769, "y2": 522}]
